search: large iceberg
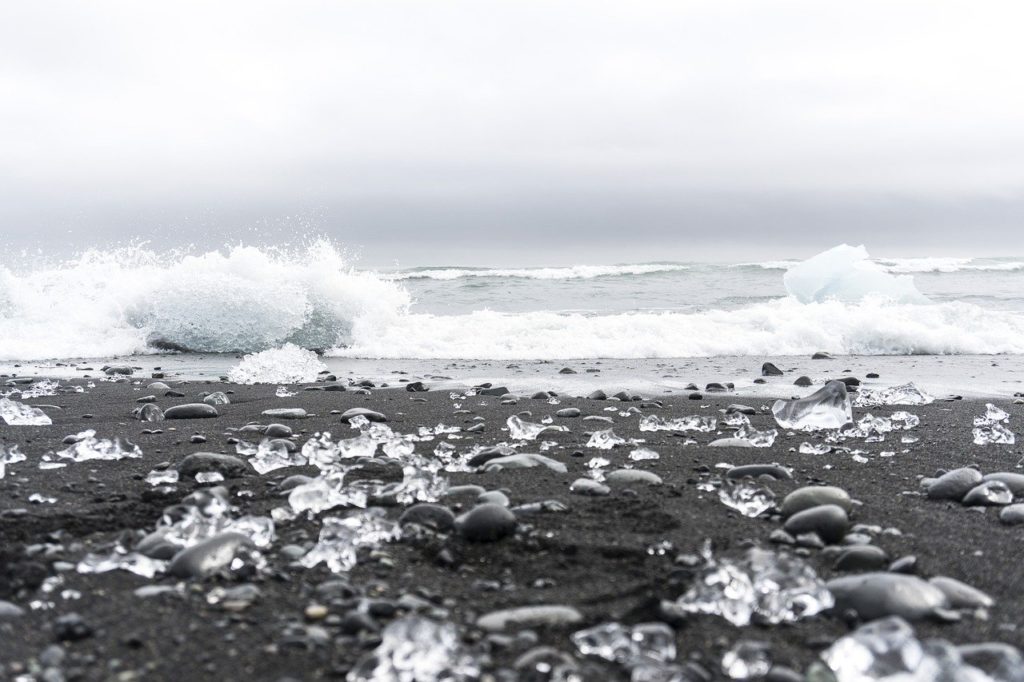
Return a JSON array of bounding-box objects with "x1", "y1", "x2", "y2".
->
[{"x1": 784, "y1": 245, "x2": 927, "y2": 304}]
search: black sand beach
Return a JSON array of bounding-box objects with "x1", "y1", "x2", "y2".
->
[{"x1": 2, "y1": 368, "x2": 1023, "y2": 680}]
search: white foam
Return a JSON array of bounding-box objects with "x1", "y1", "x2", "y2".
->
[
  {"x1": 329, "y1": 297, "x2": 1024, "y2": 359},
  {"x1": 228, "y1": 344, "x2": 328, "y2": 384},
  {"x1": 386, "y1": 263, "x2": 689, "y2": 281},
  {"x1": 0, "y1": 241, "x2": 409, "y2": 361},
  {"x1": 876, "y1": 257, "x2": 1024, "y2": 273},
  {"x1": 783, "y1": 244, "x2": 926, "y2": 304}
]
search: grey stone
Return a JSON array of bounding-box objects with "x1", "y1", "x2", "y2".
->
[
  {"x1": 781, "y1": 486, "x2": 852, "y2": 518},
  {"x1": 827, "y1": 573, "x2": 950, "y2": 621},
  {"x1": 476, "y1": 605, "x2": 583, "y2": 632},
  {"x1": 167, "y1": 532, "x2": 254, "y2": 579},
  {"x1": 604, "y1": 469, "x2": 662, "y2": 486},
  {"x1": 926, "y1": 468, "x2": 983, "y2": 501},
  {"x1": 783, "y1": 504, "x2": 849, "y2": 544},
  {"x1": 177, "y1": 452, "x2": 250, "y2": 478},
  {"x1": 164, "y1": 403, "x2": 219, "y2": 419}
]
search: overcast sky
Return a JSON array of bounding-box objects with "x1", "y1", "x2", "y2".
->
[{"x1": 3, "y1": 1, "x2": 1024, "y2": 265}]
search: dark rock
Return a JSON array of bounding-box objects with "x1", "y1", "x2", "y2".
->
[
  {"x1": 177, "y1": 453, "x2": 250, "y2": 478},
  {"x1": 399, "y1": 504, "x2": 456, "y2": 532},
  {"x1": 167, "y1": 532, "x2": 254, "y2": 579},
  {"x1": 783, "y1": 504, "x2": 849, "y2": 544},
  {"x1": 54, "y1": 612, "x2": 93, "y2": 641},
  {"x1": 811, "y1": 352, "x2": 833, "y2": 360},
  {"x1": 339, "y1": 408, "x2": 387, "y2": 423},
  {"x1": 781, "y1": 486, "x2": 852, "y2": 518},
  {"x1": 761, "y1": 362, "x2": 784, "y2": 377},
  {"x1": 164, "y1": 403, "x2": 219, "y2": 420},
  {"x1": 457, "y1": 504, "x2": 518, "y2": 542},
  {"x1": 556, "y1": 408, "x2": 581, "y2": 418},
  {"x1": 794, "y1": 376, "x2": 813, "y2": 387},
  {"x1": 926, "y1": 468, "x2": 984, "y2": 501},
  {"x1": 406, "y1": 381, "x2": 428, "y2": 392},
  {"x1": 834, "y1": 545, "x2": 888, "y2": 572},
  {"x1": 827, "y1": 573, "x2": 950, "y2": 621},
  {"x1": 727, "y1": 464, "x2": 792, "y2": 481}
]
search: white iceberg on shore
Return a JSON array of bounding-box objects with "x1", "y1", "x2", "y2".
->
[{"x1": 784, "y1": 244, "x2": 927, "y2": 304}]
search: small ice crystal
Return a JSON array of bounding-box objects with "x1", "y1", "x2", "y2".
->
[
  {"x1": 239, "y1": 438, "x2": 307, "y2": 475},
  {"x1": 587, "y1": 428, "x2": 626, "y2": 449},
  {"x1": 275, "y1": 386, "x2": 297, "y2": 398},
  {"x1": 300, "y1": 510, "x2": 401, "y2": 573},
  {"x1": 204, "y1": 391, "x2": 231, "y2": 405},
  {"x1": 854, "y1": 382, "x2": 934, "y2": 407},
  {"x1": 639, "y1": 414, "x2": 717, "y2": 433},
  {"x1": 145, "y1": 468, "x2": 179, "y2": 486},
  {"x1": 799, "y1": 442, "x2": 831, "y2": 455},
  {"x1": 572, "y1": 621, "x2": 676, "y2": 669},
  {"x1": 0, "y1": 443, "x2": 27, "y2": 479},
  {"x1": 56, "y1": 430, "x2": 142, "y2": 462},
  {"x1": 973, "y1": 403, "x2": 1016, "y2": 445},
  {"x1": 629, "y1": 447, "x2": 660, "y2": 461},
  {"x1": 227, "y1": 343, "x2": 327, "y2": 384},
  {"x1": 0, "y1": 397, "x2": 52, "y2": 426},
  {"x1": 507, "y1": 415, "x2": 568, "y2": 440},
  {"x1": 347, "y1": 616, "x2": 481, "y2": 682},
  {"x1": 676, "y1": 545, "x2": 833, "y2": 627},
  {"x1": 722, "y1": 640, "x2": 771, "y2": 680},
  {"x1": 890, "y1": 411, "x2": 920, "y2": 430},
  {"x1": 19, "y1": 379, "x2": 60, "y2": 398},
  {"x1": 77, "y1": 550, "x2": 164, "y2": 579},
  {"x1": 772, "y1": 381, "x2": 852, "y2": 431},
  {"x1": 196, "y1": 471, "x2": 225, "y2": 483},
  {"x1": 734, "y1": 424, "x2": 777, "y2": 448},
  {"x1": 718, "y1": 482, "x2": 775, "y2": 517},
  {"x1": 820, "y1": 616, "x2": 1024, "y2": 682}
]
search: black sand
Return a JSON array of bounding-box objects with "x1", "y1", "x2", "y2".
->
[{"x1": 2, "y1": 376, "x2": 1023, "y2": 680}]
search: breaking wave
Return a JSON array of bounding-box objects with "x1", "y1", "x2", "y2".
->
[
  {"x1": 1, "y1": 241, "x2": 1023, "y2": 362},
  {"x1": 385, "y1": 263, "x2": 690, "y2": 281},
  {"x1": 740, "y1": 257, "x2": 1024, "y2": 274}
]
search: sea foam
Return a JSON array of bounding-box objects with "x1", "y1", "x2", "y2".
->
[{"x1": 2, "y1": 242, "x2": 1024, "y2": 361}]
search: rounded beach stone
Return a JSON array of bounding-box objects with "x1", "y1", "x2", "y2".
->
[
  {"x1": 604, "y1": 469, "x2": 662, "y2": 487},
  {"x1": 177, "y1": 452, "x2": 250, "y2": 478},
  {"x1": 458, "y1": 503, "x2": 518, "y2": 542},
  {"x1": 570, "y1": 478, "x2": 611, "y2": 496},
  {"x1": 399, "y1": 504, "x2": 456, "y2": 532},
  {"x1": 339, "y1": 407, "x2": 387, "y2": 423},
  {"x1": 164, "y1": 403, "x2": 219, "y2": 419},
  {"x1": 167, "y1": 532, "x2": 254, "y2": 579},
  {"x1": 961, "y1": 480, "x2": 1013, "y2": 506},
  {"x1": 827, "y1": 573, "x2": 949, "y2": 621},
  {"x1": 780, "y1": 486, "x2": 852, "y2": 518},
  {"x1": 926, "y1": 468, "x2": 983, "y2": 501},
  {"x1": 929, "y1": 576, "x2": 994, "y2": 609},
  {"x1": 999, "y1": 503, "x2": 1024, "y2": 525},
  {"x1": 476, "y1": 605, "x2": 583, "y2": 632},
  {"x1": 556, "y1": 408, "x2": 581, "y2": 418},
  {"x1": 833, "y1": 545, "x2": 888, "y2": 572},
  {"x1": 783, "y1": 504, "x2": 849, "y2": 544}
]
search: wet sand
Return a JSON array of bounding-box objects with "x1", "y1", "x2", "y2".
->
[{"x1": 2, "y1": 375, "x2": 1023, "y2": 680}]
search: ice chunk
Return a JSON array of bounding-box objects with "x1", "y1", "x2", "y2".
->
[
  {"x1": 300, "y1": 510, "x2": 401, "y2": 573},
  {"x1": 734, "y1": 423, "x2": 777, "y2": 448},
  {"x1": 973, "y1": 403, "x2": 1016, "y2": 445},
  {"x1": 0, "y1": 443, "x2": 27, "y2": 479},
  {"x1": 77, "y1": 550, "x2": 164, "y2": 579},
  {"x1": 675, "y1": 545, "x2": 833, "y2": 626},
  {"x1": 196, "y1": 471, "x2": 225, "y2": 483},
  {"x1": 145, "y1": 468, "x2": 180, "y2": 486},
  {"x1": 19, "y1": 379, "x2": 60, "y2": 398},
  {"x1": 854, "y1": 382, "x2": 934, "y2": 407},
  {"x1": 0, "y1": 397, "x2": 52, "y2": 425},
  {"x1": 57, "y1": 430, "x2": 142, "y2": 462},
  {"x1": 507, "y1": 415, "x2": 568, "y2": 440},
  {"x1": 783, "y1": 244, "x2": 926, "y2": 304},
  {"x1": 275, "y1": 386, "x2": 296, "y2": 398},
  {"x1": 572, "y1": 622, "x2": 676, "y2": 675},
  {"x1": 629, "y1": 447, "x2": 660, "y2": 461},
  {"x1": 639, "y1": 414, "x2": 717, "y2": 433},
  {"x1": 799, "y1": 442, "x2": 831, "y2": 455},
  {"x1": 718, "y1": 482, "x2": 775, "y2": 517},
  {"x1": 721, "y1": 640, "x2": 771, "y2": 680},
  {"x1": 772, "y1": 381, "x2": 853, "y2": 431},
  {"x1": 819, "y1": 616, "x2": 1024, "y2": 682},
  {"x1": 237, "y1": 438, "x2": 308, "y2": 474},
  {"x1": 227, "y1": 343, "x2": 327, "y2": 384},
  {"x1": 347, "y1": 616, "x2": 481, "y2": 682},
  {"x1": 587, "y1": 428, "x2": 626, "y2": 449}
]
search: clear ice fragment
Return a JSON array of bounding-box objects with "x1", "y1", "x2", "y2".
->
[
  {"x1": 973, "y1": 403, "x2": 1016, "y2": 445},
  {"x1": 721, "y1": 640, "x2": 771, "y2": 680},
  {"x1": 507, "y1": 415, "x2": 568, "y2": 440},
  {"x1": 0, "y1": 398, "x2": 52, "y2": 425},
  {"x1": 734, "y1": 424, "x2": 777, "y2": 448},
  {"x1": 799, "y1": 442, "x2": 831, "y2": 455},
  {"x1": 854, "y1": 382, "x2": 934, "y2": 407},
  {"x1": 196, "y1": 471, "x2": 225, "y2": 483},
  {"x1": 718, "y1": 482, "x2": 775, "y2": 517},
  {"x1": 57, "y1": 430, "x2": 142, "y2": 462},
  {"x1": 772, "y1": 381, "x2": 852, "y2": 431},
  {"x1": 629, "y1": 447, "x2": 660, "y2": 461},
  {"x1": 639, "y1": 414, "x2": 717, "y2": 433},
  {"x1": 275, "y1": 386, "x2": 297, "y2": 398},
  {"x1": 572, "y1": 621, "x2": 676, "y2": 669},
  {"x1": 675, "y1": 545, "x2": 833, "y2": 627},
  {"x1": 587, "y1": 429, "x2": 626, "y2": 449},
  {"x1": 19, "y1": 380, "x2": 60, "y2": 398},
  {"x1": 239, "y1": 438, "x2": 307, "y2": 474},
  {"x1": 300, "y1": 510, "x2": 401, "y2": 573},
  {"x1": 145, "y1": 468, "x2": 180, "y2": 486},
  {"x1": 0, "y1": 443, "x2": 27, "y2": 479},
  {"x1": 346, "y1": 616, "x2": 480, "y2": 682}
]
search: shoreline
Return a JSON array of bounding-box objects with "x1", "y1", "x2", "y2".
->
[{"x1": 2, "y1": 373, "x2": 1023, "y2": 679}]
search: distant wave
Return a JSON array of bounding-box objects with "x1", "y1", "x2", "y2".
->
[
  {"x1": 331, "y1": 298, "x2": 1024, "y2": 359},
  {"x1": 384, "y1": 263, "x2": 690, "y2": 281},
  {"x1": 3, "y1": 242, "x2": 1024, "y2": 362},
  {"x1": 739, "y1": 257, "x2": 1024, "y2": 274}
]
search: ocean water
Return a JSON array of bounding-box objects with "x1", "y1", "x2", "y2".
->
[{"x1": 2, "y1": 241, "x2": 1024, "y2": 363}]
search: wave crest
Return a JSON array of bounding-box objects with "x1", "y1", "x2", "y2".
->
[{"x1": 386, "y1": 263, "x2": 689, "y2": 281}]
